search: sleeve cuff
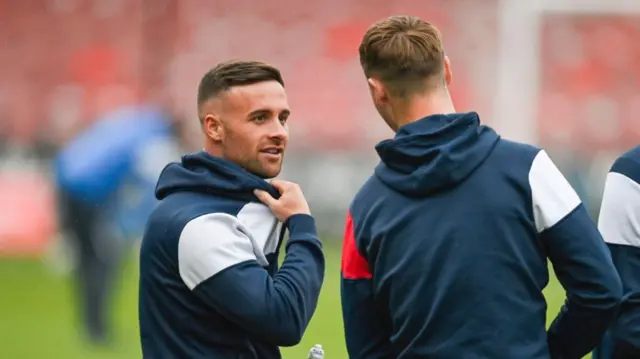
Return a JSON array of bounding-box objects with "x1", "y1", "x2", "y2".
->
[{"x1": 285, "y1": 214, "x2": 317, "y2": 240}]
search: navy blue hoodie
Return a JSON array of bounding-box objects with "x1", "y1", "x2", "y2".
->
[
  {"x1": 340, "y1": 112, "x2": 622, "y2": 359},
  {"x1": 139, "y1": 151, "x2": 325, "y2": 359},
  {"x1": 593, "y1": 146, "x2": 640, "y2": 359}
]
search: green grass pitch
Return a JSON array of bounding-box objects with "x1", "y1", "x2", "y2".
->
[{"x1": 0, "y1": 240, "x2": 585, "y2": 358}]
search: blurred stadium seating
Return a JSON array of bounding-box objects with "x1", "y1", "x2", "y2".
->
[
  {"x1": 539, "y1": 14, "x2": 640, "y2": 152},
  {"x1": 0, "y1": 0, "x2": 638, "y2": 254},
  {"x1": 0, "y1": 0, "x2": 498, "y2": 148}
]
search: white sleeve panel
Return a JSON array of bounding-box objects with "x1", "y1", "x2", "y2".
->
[
  {"x1": 236, "y1": 202, "x2": 281, "y2": 257},
  {"x1": 178, "y1": 213, "x2": 257, "y2": 290},
  {"x1": 529, "y1": 150, "x2": 582, "y2": 233},
  {"x1": 598, "y1": 172, "x2": 640, "y2": 248}
]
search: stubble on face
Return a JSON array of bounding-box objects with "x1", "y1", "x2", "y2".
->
[{"x1": 207, "y1": 81, "x2": 290, "y2": 178}]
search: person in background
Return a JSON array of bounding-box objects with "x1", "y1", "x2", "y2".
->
[
  {"x1": 340, "y1": 15, "x2": 622, "y2": 359},
  {"x1": 53, "y1": 104, "x2": 182, "y2": 344},
  {"x1": 593, "y1": 146, "x2": 640, "y2": 359}
]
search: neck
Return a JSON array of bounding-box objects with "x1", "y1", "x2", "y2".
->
[
  {"x1": 391, "y1": 89, "x2": 456, "y2": 130},
  {"x1": 204, "y1": 141, "x2": 222, "y2": 157}
]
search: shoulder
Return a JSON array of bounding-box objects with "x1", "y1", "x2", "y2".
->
[
  {"x1": 491, "y1": 139, "x2": 541, "y2": 166},
  {"x1": 610, "y1": 145, "x2": 640, "y2": 184},
  {"x1": 143, "y1": 193, "x2": 247, "y2": 257},
  {"x1": 153, "y1": 193, "x2": 245, "y2": 229},
  {"x1": 489, "y1": 140, "x2": 581, "y2": 233},
  {"x1": 176, "y1": 201, "x2": 272, "y2": 290},
  {"x1": 477, "y1": 139, "x2": 543, "y2": 188},
  {"x1": 599, "y1": 146, "x2": 640, "y2": 247},
  {"x1": 489, "y1": 139, "x2": 569, "y2": 186},
  {"x1": 524, "y1": 148, "x2": 581, "y2": 232},
  {"x1": 619, "y1": 145, "x2": 640, "y2": 162},
  {"x1": 142, "y1": 194, "x2": 274, "y2": 289}
]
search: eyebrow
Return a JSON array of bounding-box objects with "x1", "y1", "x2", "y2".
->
[{"x1": 248, "y1": 109, "x2": 291, "y2": 117}]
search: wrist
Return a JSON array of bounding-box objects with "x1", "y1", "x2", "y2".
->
[{"x1": 284, "y1": 214, "x2": 317, "y2": 238}]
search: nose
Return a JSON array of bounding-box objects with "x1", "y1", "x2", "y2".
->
[{"x1": 268, "y1": 119, "x2": 288, "y2": 142}]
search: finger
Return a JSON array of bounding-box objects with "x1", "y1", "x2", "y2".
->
[
  {"x1": 269, "y1": 179, "x2": 290, "y2": 193},
  {"x1": 254, "y1": 189, "x2": 276, "y2": 205}
]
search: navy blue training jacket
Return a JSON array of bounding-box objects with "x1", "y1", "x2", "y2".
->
[
  {"x1": 341, "y1": 112, "x2": 623, "y2": 359},
  {"x1": 139, "y1": 151, "x2": 325, "y2": 358},
  {"x1": 593, "y1": 146, "x2": 640, "y2": 359}
]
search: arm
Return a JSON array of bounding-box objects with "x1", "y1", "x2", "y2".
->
[
  {"x1": 597, "y1": 156, "x2": 640, "y2": 359},
  {"x1": 528, "y1": 150, "x2": 623, "y2": 359},
  {"x1": 341, "y1": 212, "x2": 392, "y2": 359},
  {"x1": 178, "y1": 212, "x2": 325, "y2": 346}
]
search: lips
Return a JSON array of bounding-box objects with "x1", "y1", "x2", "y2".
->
[{"x1": 260, "y1": 147, "x2": 283, "y2": 155}]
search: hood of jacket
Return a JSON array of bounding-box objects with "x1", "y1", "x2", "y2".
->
[
  {"x1": 155, "y1": 151, "x2": 280, "y2": 202},
  {"x1": 374, "y1": 112, "x2": 500, "y2": 196}
]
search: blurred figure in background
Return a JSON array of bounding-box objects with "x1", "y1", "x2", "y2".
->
[
  {"x1": 53, "y1": 104, "x2": 183, "y2": 344},
  {"x1": 594, "y1": 145, "x2": 640, "y2": 359}
]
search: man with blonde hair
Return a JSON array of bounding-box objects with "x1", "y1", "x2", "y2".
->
[{"x1": 340, "y1": 15, "x2": 622, "y2": 359}]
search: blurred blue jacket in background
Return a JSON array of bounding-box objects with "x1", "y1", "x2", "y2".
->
[{"x1": 53, "y1": 105, "x2": 181, "y2": 241}]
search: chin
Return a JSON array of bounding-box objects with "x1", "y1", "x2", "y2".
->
[
  {"x1": 262, "y1": 169, "x2": 281, "y2": 179},
  {"x1": 254, "y1": 166, "x2": 281, "y2": 179}
]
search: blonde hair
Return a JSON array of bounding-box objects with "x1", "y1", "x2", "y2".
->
[{"x1": 359, "y1": 15, "x2": 446, "y2": 97}]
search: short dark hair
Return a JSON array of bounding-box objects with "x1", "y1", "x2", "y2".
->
[
  {"x1": 359, "y1": 15, "x2": 445, "y2": 97},
  {"x1": 197, "y1": 60, "x2": 284, "y2": 119}
]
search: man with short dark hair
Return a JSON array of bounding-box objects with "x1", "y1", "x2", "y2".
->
[
  {"x1": 139, "y1": 60, "x2": 325, "y2": 358},
  {"x1": 341, "y1": 15, "x2": 622, "y2": 359}
]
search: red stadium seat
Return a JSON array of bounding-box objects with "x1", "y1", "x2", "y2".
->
[{"x1": 539, "y1": 14, "x2": 640, "y2": 151}]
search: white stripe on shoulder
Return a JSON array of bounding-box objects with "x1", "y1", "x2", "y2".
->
[
  {"x1": 178, "y1": 213, "x2": 256, "y2": 290},
  {"x1": 529, "y1": 150, "x2": 581, "y2": 233},
  {"x1": 598, "y1": 172, "x2": 640, "y2": 248},
  {"x1": 236, "y1": 202, "x2": 281, "y2": 258}
]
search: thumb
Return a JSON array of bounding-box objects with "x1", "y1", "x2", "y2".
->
[{"x1": 254, "y1": 189, "x2": 276, "y2": 206}]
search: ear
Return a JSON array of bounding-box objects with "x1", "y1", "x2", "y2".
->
[
  {"x1": 444, "y1": 55, "x2": 453, "y2": 86},
  {"x1": 202, "y1": 114, "x2": 223, "y2": 142},
  {"x1": 367, "y1": 77, "x2": 389, "y2": 104}
]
